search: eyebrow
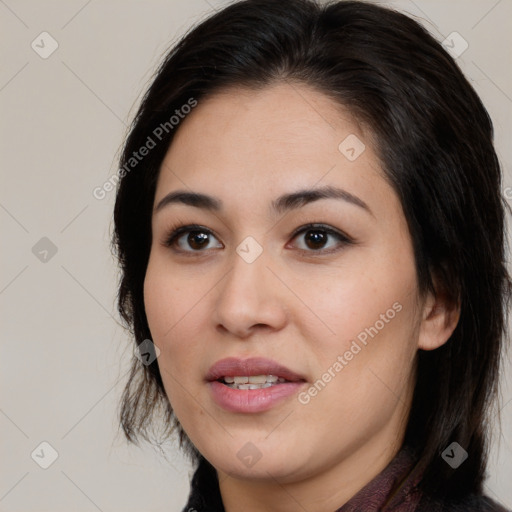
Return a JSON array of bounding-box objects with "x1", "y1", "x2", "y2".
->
[{"x1": 154, "y1": 185, "x2": 373, "y2": 217}]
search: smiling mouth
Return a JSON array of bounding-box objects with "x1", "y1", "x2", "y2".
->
[{"x1": 218, "y1": 375, "x2": 288, "y2": 390}]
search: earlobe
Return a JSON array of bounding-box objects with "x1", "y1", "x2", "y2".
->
[{"x1": 417, "y1": 289, "x2": 461, "y2": 351}]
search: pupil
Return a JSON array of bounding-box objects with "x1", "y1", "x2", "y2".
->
[
  {"x1": 188, "y1": 231, "x2": 209, "y2": 249},
  {"x1": 305, "y1": 230, "x2": 326, "y2": 249}
]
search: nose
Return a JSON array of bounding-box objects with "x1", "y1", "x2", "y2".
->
[{"x1": 212, "y1": 249, "x2": 288, "y2": 339}]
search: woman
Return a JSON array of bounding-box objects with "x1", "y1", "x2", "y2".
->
[{"x1": 112, "y1": 0, "x2": 512, "y2": 510}]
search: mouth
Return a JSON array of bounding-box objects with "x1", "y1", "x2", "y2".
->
[{"x1": 206, "y1": 357, "x2": 307, "y2": 413}]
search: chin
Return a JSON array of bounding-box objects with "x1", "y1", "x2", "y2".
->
[{"x1": 206, "y1": 442, "x2": 310, "y2": 483}]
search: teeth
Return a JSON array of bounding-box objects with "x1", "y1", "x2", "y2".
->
[
  {"x1": 248, "y1": 375, "x2": 267, "y2": 384},
  {"x1": 223, "y1": 375, "x2": 280, "y2": 383},
  {"x1": 221, "y1": 374, "x2": 287, "y2": 390},
  {"x1": 228, "y1": 382, "x2": 275, "y2": 390}
]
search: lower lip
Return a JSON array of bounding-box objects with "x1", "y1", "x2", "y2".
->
[{"x1": 208, "y1": 381, "x2": 305, "y2": 413}]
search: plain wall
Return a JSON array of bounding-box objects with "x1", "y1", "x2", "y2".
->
[{"x1": 1, "y1": 1, "x2": 511, "y2": 511}]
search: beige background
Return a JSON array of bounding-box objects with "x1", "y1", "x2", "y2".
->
[{"x1": 1, "y1": 0, "x2": 511, "y2": 511}]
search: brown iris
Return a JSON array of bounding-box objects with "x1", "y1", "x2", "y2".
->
[
  {"x1": 187, "y1": 231, "x2": 210, "y2": 250},
  {"x1": 304, "y1": 229, "x2": 328, "y2": 250}
]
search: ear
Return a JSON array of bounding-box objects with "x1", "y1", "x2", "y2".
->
[{"x1": 417, "y1": 281, "x2": 460, "y2": 351}]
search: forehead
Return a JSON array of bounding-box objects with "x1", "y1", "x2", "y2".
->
[
  {"x1": 165, "y1": 83, "x2": 364, "y2": 157},
  {"x1": 155, "y1": 82, "x2": 391, "y2": 216}
]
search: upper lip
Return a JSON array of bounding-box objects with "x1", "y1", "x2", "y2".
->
[{"x1": 206, "y1": 357, "x2": 306, "y2": 382}]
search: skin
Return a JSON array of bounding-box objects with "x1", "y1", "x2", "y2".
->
[{"x1": 143, "y1": 82, "x2": 459, "y2": 512}]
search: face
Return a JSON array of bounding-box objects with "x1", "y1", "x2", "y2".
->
[{"x1": 144, "y1": 82, "x2": 425, "y2": 485}]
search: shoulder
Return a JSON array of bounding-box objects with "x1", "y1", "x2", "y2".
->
[
  {"x1": 417, "y1": 493, "x2": 511, "y2": 512},
  {"x1": 456, "y1": 495, "x2": 511, "y2": 512}
]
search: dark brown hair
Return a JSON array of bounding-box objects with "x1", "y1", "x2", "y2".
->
[{"x1": 112, "y1": 0, "x2": 511, "y2": 501}]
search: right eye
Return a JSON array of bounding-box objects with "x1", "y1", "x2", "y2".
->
[{"x1": 163, "y1": 224, "x2": 223, "y2": 253}]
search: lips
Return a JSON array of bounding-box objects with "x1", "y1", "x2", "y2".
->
[
  {"x1": 206, "y1": 357, "x2": 307, "y2": 413},
  {"x1": 205, "y1": 357, "x2": 306, "y2": 383}
]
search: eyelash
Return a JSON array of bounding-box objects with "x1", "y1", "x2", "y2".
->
[{"x1": 161, "y1": 222, "x2": 354, "y2": 257}]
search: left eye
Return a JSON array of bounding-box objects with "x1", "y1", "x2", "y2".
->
[{"x1": 289, "y1": 225, "x2": 351, "y2": 253}]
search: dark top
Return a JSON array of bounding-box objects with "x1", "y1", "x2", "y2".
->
[{"x1": 182, "y1": 446, "x2": 510, "y2": 512}]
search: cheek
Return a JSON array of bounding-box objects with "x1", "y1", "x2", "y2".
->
[
  {"x1": 295, "y1": 295, "x2": 418, "y2": 449},
  {"x1": 143, "y1": 261, "x2": 211, "y2": 428},
  {"x1": 143, "y1": 256, "x2": 205, "y2": 376},
  {"x1": 144, "y1": 253, "x2": 200, "y2": 339},
  {"x1": 290, "y1": 246, "x2": 420, "y2": 421},
  {"x1": 288, "y1": 251, "x2": 418, "y2": 356}
]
